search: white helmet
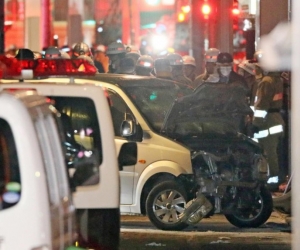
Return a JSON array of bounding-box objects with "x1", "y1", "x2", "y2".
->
[
  {"x1": 204, "y1": 48, "x2": 220, "y2": 62},
  {"x1": 182, "y1": 55, "x2": 196, "y2": 66},
  {"x1": 238, "y1": 60, "x2": 256, "y2": 75},
  {"x1": 96, "y1": 44, "x2": 106, "y2": 53}
]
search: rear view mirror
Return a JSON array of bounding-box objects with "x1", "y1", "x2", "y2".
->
[{"x1": 118, "y1": 142, "x2": 137, "y2": 171}]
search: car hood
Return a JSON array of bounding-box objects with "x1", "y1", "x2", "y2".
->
[{"x1": 161, "y1": 82, "x2": 254, "y2": 150}]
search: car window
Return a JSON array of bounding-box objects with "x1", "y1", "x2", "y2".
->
[
  {"x1": 0, "y1": 119, "x2": 21, "y2": 210},
  {"x1": 49, "y1": 97, "x2": 102, "y2": 186},
  {"x1": 106, "y1": 90, "x2": 134, "y2": 137}
]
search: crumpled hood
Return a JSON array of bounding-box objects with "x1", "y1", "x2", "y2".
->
[{"x1": 161, "y1": 82, "x2": 254, "y2": 151}]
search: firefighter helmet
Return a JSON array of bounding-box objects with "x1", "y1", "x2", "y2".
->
[
  {"x1": 166, "y1": 53, "x2": 183, "y2": 66},
  {"x1": 15, "y1": 48, "x2": 34, "y2": 60},
  {"x1": 72, "y1": 42, "x2": 92, "y2": 58},
  {"x1": 106, "y1": 42, "x2": 126, "y2": 55},
  {"x1": 125, "y1": 52, "x2": 141, "y2": 64},
  {"x1": 204, "y1": 48, "x2": 220, "y2": 62},
  {"x1": 182, "y1": 55, "x2": 196, "y2": 66},
  {"x1": 154, "y1": 58, "x2": 172, "y2": 78},
  {"x1": 238, "y1": 60, "x2": 256, "y2": 75},
  {"x1": 44, "y1": 46, "x2": 61, "y2": 59},
  {"x1": 136, "y1": 55, "x2": 154, "y2": 69}
]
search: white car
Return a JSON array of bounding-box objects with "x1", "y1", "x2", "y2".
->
[{"x1": 1, "y1": 73, "x2": 195, "y2": 231}]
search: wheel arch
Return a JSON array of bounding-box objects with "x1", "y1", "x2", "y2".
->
[{"x1": 140, "y1": 173, "x2": 175, "y2": 215}]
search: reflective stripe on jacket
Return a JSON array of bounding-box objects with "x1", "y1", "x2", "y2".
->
[
  {"x1": 254, "y1": 124, "x2": 284, "y2": 139},
  {"x1": 252, "y1": 73, "x2": 284, "y2": 138}
]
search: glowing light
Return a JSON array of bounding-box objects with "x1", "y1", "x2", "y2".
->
[
  {"x1": 182, "y1": 5, "x2": 190, "y2": 13},
  {"x1": 232, "y1": 8, "x2": 240, "y2": 15},
  {"x1": 151, "y1": 34, "x2": 168, "y2": 52},
  {"x1": 202, "y1": 4, "x2": 211, "y2": 15},
  {"x1": 145, "y1": 0, "x2": 160, "y2": 5},
  {"x1": 178, "y1": 12, "x2": 185, "y2": 22}
]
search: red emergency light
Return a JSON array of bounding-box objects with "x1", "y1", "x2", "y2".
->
[{"x1": 0, "y1": 56, "x2": 97, "y2": 79}]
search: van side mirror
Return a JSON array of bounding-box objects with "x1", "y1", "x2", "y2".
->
[
  {"x1": 120, "y1": 113, "x2": 143, "y2": 142},
  {"x1": 118, "y1": 142, "x2": 137, "y2": 171}
]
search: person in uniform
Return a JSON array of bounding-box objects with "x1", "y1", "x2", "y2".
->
[
  {"x1": 251, "y1": 51, "x2": 285, "y2": 190},
  {"x1": 135, "y1": 55, "x2": 154, "y2": 76},
  {"x1": 105, "y1": 41, "x2": 127, "y2": 73},
  {"x1": 193, "y1": 48, "x2": 220, "y2": 88},
  {"x1": 182, "y1": 55, "x2": 197, "y2": 84}
]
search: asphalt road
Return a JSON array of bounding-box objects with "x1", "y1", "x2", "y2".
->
[{"x1": 120, "y1": 212, "x2": 291, "y2": 250}]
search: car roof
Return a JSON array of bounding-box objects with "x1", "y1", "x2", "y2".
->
[
  {"x1": 0, "y1": 73, "x2": 193, "y2": 91},
  {"x1": 74, "y1": 73, "x2": 191, "y2": 89}
]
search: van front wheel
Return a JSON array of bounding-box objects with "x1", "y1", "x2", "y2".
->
[{"x1": 146, "y1": 180, "x2": 189, "y2": 231}]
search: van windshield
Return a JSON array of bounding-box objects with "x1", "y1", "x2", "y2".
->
[{"x1": 123, "y1": 82, "x2": 191, "y2": 132}]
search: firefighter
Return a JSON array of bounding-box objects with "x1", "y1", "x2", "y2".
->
[
  {"x1": 15, "y1": 48, "x2": 35, "y2": 60},
  {"x1": 215, "y1": 52, "x2": 249, "y2": 88},
  {"x1": 182, "y1": 55, "x2": 197, "y2": 83},
  {"x1": 252, "y1": 50, "x2": 285, "y2": 190},
  {"x1": 193, "y1": 48, "x2": 220, "y2": 88},
  {"x1": 94, "y1": 44, "x2": 109, "y2": 73},
  {"x1": 135, "y1": 55, "x2": 154, "y2": 76},
  {"x1": 237, "y1": 59, "x2": 257, "y2": 111},
  {"x1": 153, "y1": 58, "x2": 172, "y2": 80},
  {"x1": 195, "y1": 52, "x2": 251, "y2": 134},
  {"x1": 44, "y1": 46, "x2": 62, "y2": 59},
  {"x1": 72, "y1": 42, "x2": 104, "y2": 72},
  {"x1": 106, "y1": 41, "x2": 127, "y2": 73},
  {"x1": 72, "y1": 42, "x2": 93, "y2": 59},
  {"x1": 165, "y1": 53, "x2": 193, "y2": 87}
]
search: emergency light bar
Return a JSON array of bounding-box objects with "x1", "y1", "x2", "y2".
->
[{"x1": 0, "y1": 56, "x2": 97, "y2": 79}]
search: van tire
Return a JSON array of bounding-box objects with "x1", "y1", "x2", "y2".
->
[{"x1": 146, "y1": 180, "x2": 189, "y2": 231}]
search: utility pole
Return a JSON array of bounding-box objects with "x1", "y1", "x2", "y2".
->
[
  {"x1": 41, "y1": 0, "x2": 52, "y2": 48},
  {"x1": 215, "y1": 0, "x2": 233, "y2": 54},
  {"x1": 191, "y1": 0, "x2": 205, "y2": 75},
  {"x1": 0, "y1": 1, "x2": 4, "y2": 53}
]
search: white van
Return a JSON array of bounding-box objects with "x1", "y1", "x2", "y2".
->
[
  {"x1": 0, "y1": 58, "x2": 193, "y2": 233},
  {"x1": 0, "y1": 82, "x2": 138, "y2": 249},
  {"x1": 0, "y1": 90, "x2": 77, "y2": 250},
  {"x1": 0, "y1": 76, "x2": 194, "y2": 232}
]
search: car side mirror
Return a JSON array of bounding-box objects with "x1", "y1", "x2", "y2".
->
[
  {"x1": 118, "y1": 142, "x2": 137, "y2": 171},
  {"x1": 120, "y1": 113, "x2": 143, "y2": 142}
]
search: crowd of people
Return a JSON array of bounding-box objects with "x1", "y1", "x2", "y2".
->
[{"x1": 3, "y1": 41, "x2": 288, "y2": 191}]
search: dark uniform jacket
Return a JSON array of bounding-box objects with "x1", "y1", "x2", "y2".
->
[{"x1": 252, "y1": 72, "x2": 284, "y2": 138}]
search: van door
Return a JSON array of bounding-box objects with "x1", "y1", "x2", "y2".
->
[
  {"x1": 107, "y1": 90, "x2": 135, "y2": 205},
  {"x1": 34, "y1": 110, "x2": 75, "y2": 249}
]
